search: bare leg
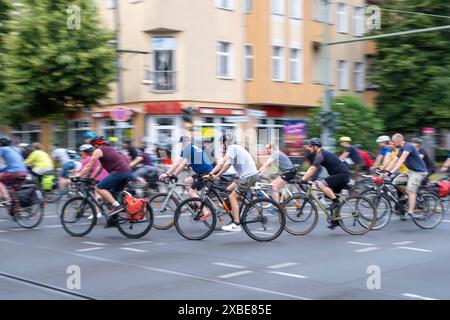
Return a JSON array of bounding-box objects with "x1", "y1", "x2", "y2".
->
[
  {"x1": 407, "y1": 192, "x2": 416, "y2": 215},
  {"x1": 229, "y1": 191, "x2": 241, "y2": 224},
  {"x1": 0, "y1": 183, "x2": 9, "y2": 200},
  {"x1": 271, "y1": 177, "x2": 287, "y2": 203},
  {"x1": 316, "y1": 181, "x2": 337, "y2": 200},
  {"x1": 95, "y1": 187, "x2": 116, "y2": 206}
]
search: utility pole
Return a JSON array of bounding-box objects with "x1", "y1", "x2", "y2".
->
[{"x1": 114, "y1": 0, "x2": 124, "y2": 107}]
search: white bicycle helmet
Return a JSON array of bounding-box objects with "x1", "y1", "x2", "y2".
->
[
  {"x1": 376, "y1": 135, "x2": 390, "y2": 143},
  {"x1": 79, "y1": 144, "x2": 94, "y2": 152}
]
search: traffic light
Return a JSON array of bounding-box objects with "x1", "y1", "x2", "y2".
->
[{"x1": 182, "y1": 107, "x2": 195, "y2": 124}]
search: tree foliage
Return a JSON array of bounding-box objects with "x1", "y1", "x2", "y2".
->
[
  {"x1": 373, "y1": 0, "x2": 450, "y2": 133},
  {"x1": 0, "y1": 0, "x2": 115, "y2": 125},
  {"x1": 308, "y1": 95, "x2": 384, "y2": 153}
]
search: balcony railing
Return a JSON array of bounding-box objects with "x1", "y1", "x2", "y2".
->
[{"x1": 146, "y1": 70, "x2": 177, "y2": 92}]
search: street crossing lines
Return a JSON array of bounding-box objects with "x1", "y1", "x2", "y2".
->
[
  {"x1": 392, "y1": 241, "x2": 414, "y2": 245},
  {"x1": 355, "y1": 247, "x2": 380, "y2": 253},
  {"x1": 267, "y1": 262, "x2": 299, "y2": 269},
  {"x1": 218, "y1": 271, "x2": 254, "y2": 279},
  {"x1": 76, "y1": 247, "x2": 104, "y2": 252},
  {"x1": 120, "y1": 247, "x2": 147, "y2": 253},
  {"x1": 122, "y1": 241, "x2": 153, "y2": 246},
  {"x1": 267, "y1": 271, "x2": 307, "y2": 279},
  {"x1": 213, "y1": 262, "x2": 246, "y2": 269},
  {"x1": 82, "y1": 242, "x2": 107, "y2": 246},
  {"x1": 397, "y1": 246, "x2": 432, "y2": 253},
  {"x1": 347, "y1": 241, "x2": 376, "y2": 246}
]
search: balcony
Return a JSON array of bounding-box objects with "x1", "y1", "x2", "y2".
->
[{"x1": 146, "y1": 70, "x2": 177, "y2": 93}]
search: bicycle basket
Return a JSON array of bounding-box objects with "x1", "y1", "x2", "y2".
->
[{"x1": 124, "y1": 194, "x2": 147, "y2": 221}]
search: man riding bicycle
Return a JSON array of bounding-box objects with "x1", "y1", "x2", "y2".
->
[
  {"x1": 338, "y1": 136, "x2": 362, "y2": 171},
  {"x1": 371, "y1": 135, "x2": 393, "y2": 170},
  {"x1": 300, "y1": 137, "x2": 351, "y2": 229}
]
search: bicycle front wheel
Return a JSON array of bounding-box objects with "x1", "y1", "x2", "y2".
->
[
  {"x1": 174, "y1": 197, "x2": 216, "y2": 240},
  {"x1": 60, "y1": 197, "x2": 97, "y2": 237},
  {"x1": 359, "y1": 188, "x2": 392, "y2": 230},
  {"x1": 337, "y1": 195, "x2": 376, "y2": 235},
  {"x1": 148, "y1": 192, "x2": 178, "y2": 230},
  {"x1": 116, "y1": 203, "x2": 154, "y2": 239},
  {"x1": 412, "y1": 193, "x2": 444, "y2": 229},
  {"x1": 242, "y1": 198, "x2": 286, "y2": 242}
]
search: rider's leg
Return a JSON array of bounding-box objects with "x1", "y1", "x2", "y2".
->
[
  {"x1": 271, "y1": 177, "x2": 287, "y2": 203},
  {"x1": 0, "y1": 182, "x2": 9, "y2": 201},
  {"x1": 95, "y1": 187, "x2": 116, "y2": 206},
  {"x1": 316, "y1": 180, "x2": 337, "y2": 200},
  {"x1": 406, "y1": 171, "x2": 427, "y2": 215},
  {"x1": 226, "y1": 182, "x2": 237, "y2": 193},
  {"x1": 228, "y1": 190, "x2": 241, "y2": 224}
]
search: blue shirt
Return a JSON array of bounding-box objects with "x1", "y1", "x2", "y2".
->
[
  {"x1": 397, "y1": 143, "x2": 427, "y2": 172},
  {"x1": 379, "y1": 146, "x2": 392, "y2": 157},
  {"x1": 180, "y1": 144, "x2": 213, "y2": 174},
  {"x1": 0, "y1": 147, "x2": 28, "y2": 173}
]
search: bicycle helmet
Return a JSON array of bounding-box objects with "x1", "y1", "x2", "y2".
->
[
  {"x1": 376, "y1": 135, "x2": 390, "y2": 143},
  {"x1": 220, "y1": 133, "x2": 234, "y2": 144},
  {"x1": 83, "y1": 132, "x2": 97, "y2": 139},
  {"x1": 309, "y1": 137, "x2": 323, "y2": 148},
  {"x1": 90, "y1": 136, "x2": 106, "y2": 146},
  {"x1": 0, "y1": 136, "x2": 12, "y2": 146},
  {"x1": 79, "y1": 144, "x2": 94, "y2": 152},
  {"x1": 339, "y1": 136, "x2": 352, "y2": 143}
]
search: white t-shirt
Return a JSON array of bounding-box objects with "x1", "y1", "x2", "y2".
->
[
  {"x1": 226, "y1": 145, "x2": 258, "y2": 179},
  {"x1": 51, "y1": 148, "x2": 71, "y2": 165}
]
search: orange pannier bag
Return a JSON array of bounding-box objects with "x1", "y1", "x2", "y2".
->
[{"x1": 123, "y1": 194, "x2": 147, "y2": 221}]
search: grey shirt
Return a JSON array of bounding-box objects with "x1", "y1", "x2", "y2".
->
[{"x1": 271, "y1": 150, "x2": 294, "y2": 172}]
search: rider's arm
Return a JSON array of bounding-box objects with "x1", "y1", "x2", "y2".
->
[
  {"x1": 215, "y1": 161, "x2": 232, "y2": 178},
  {"x1": 301, "y1": 165, "x2": 318, "y2": 182},
  {"x1": 79, "y1": 149, "x2": 102, "y2": 177},
  {"x1": 258, "y1": 157, "x2": 274, "y2": 175},
  {"x1": 208, "y1": 156, "x2": 227, "y2": 176},
  {"x1": 339, "y1": 151, "x2": 350, "y2": 161},
  {"x1": 389, "y1": 152, "x2": 409, "y2": 174},
  {"x1": 24, "y1": 152, "x2": 36, "y2": 166},
  {"x1": 172, "y1": 158, "x2": 188, "y2": 176},
  {"x1": 165, "y1": 157, "x2": 184, "y2": 176},
  {"x1": 129, "y1": 156, "x2": 143, "y2": 168},
  {"x1": 90, "y1": 161, "x2": 103, "y2": 180}
]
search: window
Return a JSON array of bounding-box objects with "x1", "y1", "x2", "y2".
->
[
  {"x1": 337, "y1": 60, "x2": 349, "y2": 90},
  {"x1": 272, "y1": 46, "x2": 284, "y2": 81},
  {"x1": 244, "y1": 45, "x2": 253, "y2": 80},
  {"x1": 243, "y1": 0, "x2": 253, "y2": 13},
  {"x1": 11, "y1": 124, "x2": 41, "y2": 145},
  {"x1": 271, "y1": 0, "x2": 284, "y2": 15},
  {"x1": 353, "y1": 7, "x2": 365, "y2": 37},
  {"x1": 101, "y1": 119, "x2": 134, "y2": 147},
  {"x1": 217, "y1": 41, "x2": 233, "y2": 78},
  {"x1": 336, "y1": 3, "x2": 348, "y2": 33},
  {"x1": 152, "y1": 37, "x2": 176, "y2": 92},
  {"x1": 354, "y1": 62, "x2": 365, "y2": 92},
  {"x1": 290, "y1": 48, "x2": 302, "y2": 83},
  {"x1": 68, "y1": 120, "x2": 92, "y2": 148},
  {"x1": 312, "y1": 0, "x2": 332, "y2": 23},
  {"x1": 106, "y1": 0, "x2": 116, "y2": 9},
  {"x1": 290, "y1": 0, "x2": 302, "y2": 19},
  {"x1": 216, "y1": 0, "x2": 233, "y2": 10}
]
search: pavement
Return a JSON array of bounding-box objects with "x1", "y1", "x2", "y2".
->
[{"x1": 0, "y1": 201, "x2": 449, "y2": 300}]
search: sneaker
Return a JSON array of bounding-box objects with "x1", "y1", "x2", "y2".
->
[
  {"x1": 104, "y1": 215, "x2": 118, "y2": 228},
  {"x1": 87, "y1": 213, "x2": 103, "y2": 220},
  {"x1": 409, "y1": 212, "x2": 425, "y2": 220},
  {"x1": 221, "y1": 223, "x2": 242, "y2": 232},
  {"x1": 327, "y1": 220, "x2": 340, "y2": 230},
  {"x1": 399, "y1": 212, "x2": 408, "y2": 221},
  {"x1": 108, "y1": 205, "x2": 125, "y2": 217}
]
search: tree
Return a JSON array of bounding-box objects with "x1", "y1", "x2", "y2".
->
[
  {"x1": 0, "y1": 0, "x2": 115, "y2": 125},
  {"x1": 373, "y1": 0, "x2": 450, "y2": 133},
  {"x1": 308, "y1": 95, "x2": 384, "y2": 153}
]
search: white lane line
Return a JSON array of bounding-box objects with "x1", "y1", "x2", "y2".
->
[
  {"x1": 122, "y1": 241, "x2": 153, "y2": 246},
  {"x1": 0, "y1": 219, "x2": 8, "y2": 222},
  {"x1": 10, "y1": 228, "x2": 26, "y2": 231},
  {"x1": 82, "y1": 242, "x2": 107, "y2": 246},
  {"x1": 44, "y1": 225, "x2": 62, "y2": 229},
  {"x1": 441, "y1": 220, "x2": 450, "y2": 223},
  {"x1": 392, "y1": 241, "x2": 414, "y2": 245},
  {"x1": 213, "y1": 262, "x2": 246, "y2": 269},
  {"x1": 215, "y1": 232, "x2": 236, "y2": 236},
  {"x1": 347, "y1": 241, "x2": 376, "y2": 246},
  {"x1": 397, "y1": 246, "x2": 432, "y2": 253},
  {"x1": 76, "y1": 247, "x2": 104, "y2": 252},
  {"x1": 0, "y1": 230, "x2": 8, "y2": 233},
  {"x1": 153, "y1": 215, "x2": 175, "y2": 219},
  {"x1": 355, "y1": 247, "x2": 380, "y2": 253},
  {"x1": 218, "y1": 270, "x2": 254, "y2": 279},
  {"x1": 120, "y1": 247, "x2": 147, "y2": 253},
  {"x1": 45, "y1": 215, "x2": 58, "y2": 218},
  {"x1": 252, "y1": 231, "x2": 275, "y2": 236},
  {"x1": 267, "y1": 262, "x2": 299, "y2": 269},
  {"x1": 402, "y1": 293, "x2": 438, "y2": 300},
  {"x1": 267, "y1": 271, "x2": 308, "y2": 279}
]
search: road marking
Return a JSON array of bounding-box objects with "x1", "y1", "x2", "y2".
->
[
  {"x1": 267, "y1": 271, "x2": 308, "y2": 279},
  {"x1": 0, "y1": 230, "x2": 8, "y2": 233},
  {"x1": 397, "y1": 246, "x2": 432, "y2": 253},
  {"x1": 213, "y1": 262, "x2": 246, "y2": 269},
  {"x1": 355, "y1": 247, "x2": 380, "y2": 253},
  {"x1": 153, "y1": 215, "x2": 175, "y2": 218},
  {"x1": 252, "y1": 231, "x2": 275, "y2": 236},
  {"x1": 442, "y1": 220, "x2": 450, "y2": 223},
  {"x1": 154, "y1": 242, "x2": 166, "y2": 246},
  {"x1": 402, "y1": 293, "x2": 438, "y2": 300},
  {"x1": 45, "y1": 215, "x2": 58, "y2": 218},
  {"x1": 122, "y1": 241, "x2": 153, "y2": 245},
  {"x1": 44, "y1": 225, "x2": 62, "y2": 229},
  {"x1": 392, "y1": 241, "x2": 414, "y2": 245},
  {"x1": 218, "y1": 271, "x2": 254, "y2": 279},
  {"x1": 120, "y1": 247, "x2": 147, "y2": 253},
  {"x1": 267, "y1": 262, "x2": 299, "y2": 269},
  {"x1": 215, "y1": 232, "x2": 236, "y2": 236},
  {"x1": 76, "y1": 247, "x2": 104, "y2": 252},
  {"x1": 347, "y1": 241, "x2": 376, "y2": 246},
  {"x1": 0, "y1": 219, "x2": 8, "y2": 223},
  {"x1": 10, "y1": 228, "x2": 26, "y2": 231},
  {"x1": 82, "y1": 242, "x2": 107, "y2": 246}
]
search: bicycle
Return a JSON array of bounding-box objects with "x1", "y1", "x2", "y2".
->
[
  {"x1": 359, "y1": 172, "x2": 444, "y2": 230},
  {"x1": 173, "y1": 178, "x2": 286, "y2": 242},
  {"x1": 0, "y1": 175, "x2": 45, "y2": 229},
  {"x1": 281, "y1": 181, "x2": 377, "y2": 235},
  {"x1": 60, "y1": 177, "x2": 154, "y2": 239}
]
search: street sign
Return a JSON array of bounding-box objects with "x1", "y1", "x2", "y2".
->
[{"x1": 110, "y1": 106, "x2": 133, "y2": 122}]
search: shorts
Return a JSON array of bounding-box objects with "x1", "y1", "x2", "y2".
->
[
  {"x1": 61, "y1": 161, "x2": 76, "y2": 178},
  {"x1": 235, "y1": 174, "x2": 260, "y2": 197},
  {"x1": 97, "y1": 172, "x2": 135, "y2": 192},
  {"x1": 322, "y1": 173, "x2": 350, "y2": 193},
  {"x1": 393, "y1": 170, "x2": 427, "y2": 195},
  {"x1": 280, "y1": 169, "x2": 297, "y2": 182},
  {"x1": 134, "y1": 166, "x2": 158, "y2": 178},
  {"x1": 0, "y1": 172, "x2": 28, "y2": 187},
  {"x1": 191, "y1": 172, "x2": 210, "y2": 191}
]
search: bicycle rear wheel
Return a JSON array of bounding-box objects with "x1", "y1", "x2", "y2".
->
[
  {"x1": 174, "y1": 197, "x2": 216, "y2": 240},
  {"x1": 14, "y1": 192, "x2": 45, "y2": 229},
  {"x1": 242, "y1": 198, "x2": 286, "y2": 242},
  {"x1": 412, "y1": 192, "x2": 444, "y2": 229},
  {"x1": 359, "y1": 188, "x2": 392, "y2": 230},
  {"x1": 281, "y1": 194, "x2": 318, "y2": 236},
  {"x1": 337, "y1": 195, "x2": 376, "y2": 235},
  {"x1": 148, "y1": 192, "x2": 178, "y2": 230},
  {"x1": 116, "y1": 203, "x2": 154, "y2": 239},
  {"x1": 60, "y1": 197, "x2": 97, "y2": 237}
]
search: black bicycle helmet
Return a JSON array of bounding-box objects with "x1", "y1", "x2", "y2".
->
[
  {"x1": 90, "y1": 136, "x2": 106, "y2": 146},
  {"x1": 309, "y1": 137, "x2": 323, "y2": 148},
  {"x1": 0, "y1": 136, "x2": 12, "y2": 147}
]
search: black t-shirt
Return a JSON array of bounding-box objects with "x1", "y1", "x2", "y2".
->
[
  {"x1": 419, "y1": 148, "x2": 435, "y2": 172},
  {"x1": 346, "y1": 145, "x2": 362, "y2": 165},
  {"x1": 313, "y1": 149, "x2": 349, "y2": 175},
  {"x1": 126, "y1": 146, "x2": 139, "y2": 161}
]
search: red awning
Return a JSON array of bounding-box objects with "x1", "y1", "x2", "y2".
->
[
  {"x1": 145, "y1": 102, "x2": 182, "y2": 114},
  {"x1": 264, "y1": 106, "x2": 285, "y2": 117}
]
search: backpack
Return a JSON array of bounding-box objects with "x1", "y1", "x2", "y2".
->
[
  {"x1": 437, "y1": 181, "x2": 450, "y2": 198},
  {"x1": 16, "y1": 185, "x2": 40, "y2": 208},
  {"x1": 359, "y1": 150, "x2": 374, "y2": 167}
]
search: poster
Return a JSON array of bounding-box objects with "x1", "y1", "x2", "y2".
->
[{"x1": 283, "y1": 120, "x2": 307, "y2": 161}]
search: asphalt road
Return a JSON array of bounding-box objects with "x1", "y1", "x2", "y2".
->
[{"x1": 0, "y1": 200, "x2": 449, "y2": 300}]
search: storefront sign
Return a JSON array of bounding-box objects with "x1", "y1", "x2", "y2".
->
[
  {"x1": 145, "y1": 102, "x2": 182, "y2": 114},
  {"x1": 110, "y1": 106, "x2": 133, "y2": 122}
]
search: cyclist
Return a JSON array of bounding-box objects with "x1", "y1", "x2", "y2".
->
[
  {"x1": 78, "y1": 144, "x2": 108, "y2": 183},
  {"x1": 410, "y1": 138, "x2": 436, "y2": 178},
  {"x1": 159, "y1": 136, "x2": 213, "y2": 199},
  {"x1": 371, "y1": 135, "x2": 392, "y2": 170},
  {"x1": 384, "y1": 134, "x2": 428, "y2": 220},
  {"x1": 338, "y1": 136, "x2": 362, "y2": 170},
  {"x1": 24, "y1": 143, "x2": 54, "y2": 175},
  {"x1": 51, "y1": 143, "x2": 77, "y2": 185},
  {"x1": 123, "y1": 139, "x2": 158, "y2": 186},
  {"x1": 300, "y1": 137, "x2": 351, "y2": 229},
  {"x1": 205, "y1": 134, "x2": 260, "y2": 232},
  {"x1": 354, "y1": 144, "x2": 374, "y2": 175},
  {"x1": 78, "y1": 136, "x2": 134, "y2": 226},
  {"x1": 0, "y1": 136, "x2": 28, "y2": 207},
  {"x1": 258, "y1": 144, "x2": 297, "y2": 204}
]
